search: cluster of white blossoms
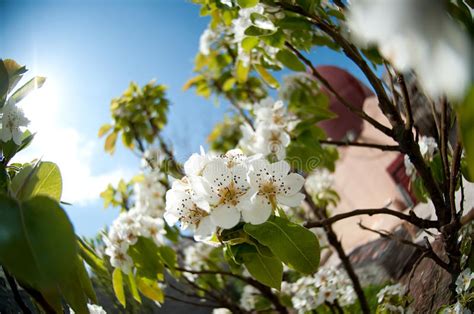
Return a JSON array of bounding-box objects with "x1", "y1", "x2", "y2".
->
[
  {"x1": 0, "y1": 99, "x2": 30, "y2": 145},
  {"x1": 376, "y1": 283, "x2": 409, "y2": 314},
  {"x1": 104, "y1": 208, "x2": 166, "y2": 274},
  {"x1": 305, "y1": 168, "x2": 335, "y2": 200},
  {"x1": 165, "y1": 148, "x2": 305, "y2": 241},
  {"x1": 347, "y1": 0, "x2": 471, "y2": 100},
  {"x1": 404, "y1": 136, "x2": 438, "y2": 179},
  {"x1": 447, "y1": 268, "x2": 474, "y2": 312},
  {"x1": 283, "y1": 267, "x2": 356, "y2": 312},
  {"x1": 134, "y1": 169, "x2": 167, "y2": 217},
  {"x1": 240, "y1": 97, "x2": 298, "y2": 161},
  {"x1": 240, "y1": 285, "x2": 260, "y2": 311},
  {"x1": 70, "y1": 304, "x2": 107, "y2": 314},
  {"x1": 183, "y1": 242, "x2": 215, "y2": 280}
]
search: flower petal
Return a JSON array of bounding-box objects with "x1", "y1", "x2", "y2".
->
[
  {"x1": 210, "y1": 204, "x2": 241, "y2": 229},
  {"x1": 241, "y1": 194, "x2": 272, "y2": 225},
  {"x1": 277, "y1": 192, "x2": 305, "y2": 207},
  {"x1": 282, "y1": 173, "x2": 305, "y2": 195},
  {"x1": 194, "y1": 216, "x2": 216, "y2": 240},
  {"x1": 203, "y1": 159, "x2": 232, "y2": 188}
]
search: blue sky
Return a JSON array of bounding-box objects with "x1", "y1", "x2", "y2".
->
[{"x1": 0, "y1": 0, "x2": 369, "y2": 237}]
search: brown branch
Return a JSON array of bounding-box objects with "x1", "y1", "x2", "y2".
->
[
  {"x1": 358, "y1": 223, "x2": 451, "y2": 272},
  {"x1": 319, "y1": 139, "x2": 400, "y2": 151},
  {"x1": 3, "y1": 267, "x2": 31, "y2": 313},
  {"x1": 165, "y1": 294, "x2": 218, "y2": 309},
  {"x1": 304, "y1": 208, "x2": 439, "y2": 229},
  {"x1": 285, "y1": 41, "x2": 393, "y2": 137},
  {"x1": 450, "y1": 142, "x2": 462, "y2": 222},
  {"x1": 397, "y1": 74, "x2": 414, "y2": 130}
]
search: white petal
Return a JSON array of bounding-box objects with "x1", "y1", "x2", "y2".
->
[
  {"x1": 277, "y1": 192, "x2": 305, "y2": 207},
  {"x1": 270, "y1": 160, "x2": 290, "y2": 177},
  {"x1": 203, "y1": 159, "x2": 232, "y2": 188},
  {"x1": 282, "y1": 173, "x2": 305, "y2": 195},
  {"x1": 232, "y1": 164, "x2": 249, "y2": 191},
  {"x1": 241, "y1": 194, "x2": 272, "y2": 224},
  {"x1": 210, "y1": 204, "x2": 241, "y2": 229},
  {"x1": 194, "y1": 216, "x2": 216, "y2": 240}
]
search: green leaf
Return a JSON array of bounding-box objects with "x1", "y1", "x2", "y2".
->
[
  {"x1": 112, "y1": 268, "x2": 126, "y2": 307},
  {"x1": 244, "y1": 25, "x2": 276, "y2": 37},
  {"x1": 128, "y1": 237, "x2": 164, "y2": 281},
  {"x1": 458, "y1": 86, "x2": 474, "y2": 179},
  {"x1": 276, "y1": 49, "x2": 306, "y2": 72},
  {"x1": 242, "y1": 250, "x2": 283, "y2": 290},
  {"x1": 244, "y1": 216, "x2": 320, "y2": 274},
  {"x1": 78, "y1": 238, "x2": 107, "y2": 274},
  {"x1": 60, "y1": 258, "x2": 90, "y2": 314},
  {"x1": 128, "y1": 272, "x2": 142, "y2": 303},
  {"x1": 1, "y1": 130, "x2": 35, "y2": 163},
  {"x1": 98, "y1": 124, "x2": 112, "y2": 137},
  {"x1": 137, "y1": 277, "x2": 164, "y2": 304},
  {"x1": 11, "y1": 161, "x2": 62, "y2": 202},
  {"x1": 241, "y1": 37, "x2": 259, "y2": 53},
  {"x1": 11, "y1": 76, "x2": 46, "y2": 105},
  {"x1": 0, "y1": 195, "x2": 77, "y2": 289},
  {"x1": 254, "y1": 64, "x2": 279, "y2": 89},
  {"x1": 236, "y1": 60, "x2": 250, "y2": 83},
  {"x1": 237, "y1": 0, "x2": 259, "y2": 8},
  {"x1": 104, "y1": 131, "x2": 118, "y2": 154},
  {"x1": 158, "y1": 246, "x2": 177, "y2": 272}
]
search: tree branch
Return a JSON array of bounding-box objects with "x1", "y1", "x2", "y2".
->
[
  {"x1": 319, "y1": 139, "x2": 400, "y2": 151},
  {"x1": 304, "y1": 207, "x2": 439, "y2": 229},
  {"x1": 397, "y1": 74, "x2": 414, "y2": 130},
  {"x1": 285, "y1": 41, "x2": 393, "y2": 137}
]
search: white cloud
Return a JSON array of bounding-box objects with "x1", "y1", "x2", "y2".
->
[{"x1": 12, "y1": 77, "x2": 133, "y2": 205}]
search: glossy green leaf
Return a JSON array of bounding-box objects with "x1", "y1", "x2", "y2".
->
[
  {"x1": 60, "y1": 258, "x2": 90, "y2": 314},
  {"x1": 276, "y1": 49, "x2": 306, "y2": 72},
  {"x1": 112, "y1": 268, "x2": 126, "y2": 307},
  {"x1": 241, "y1": 37, "x2": 259, "y2": 53},
  {"x1": 244, "y1": 25, "x2": 276, "y2": 37},
  {"x1": 244, "y1": 216, "x2": 320, "y2": 274},
  {"x1": 78, "y1": 237, "x2": 107, "y2": 274},
  {"x1": 11, "y1": 161, "x2": 62, "y2": 202},
  {"x1": 458, "y1": 86, "x2": 474, "y2": 179},
  {"x1": 128, "y1": 272, "x2": 142, "y2": 303},
  {"x1": 254, "y1": 64, "x2": 279, "y2": 89},
  {"x1": 0, "y1": 195, "x2": 77, "y2": 289},
  {"x1": 128, "y1": 237, "x2": 164, "y2": 280},
  {"x1": 236, "y1": 60, "x2": 250, "y2": 83},
  {"x1": 137, "y1": 277, "x2": 164, "y2": 304},
  {"x1": 242, "y1": 250, "x2": 282, "y2": 290},
  {"x1": 158, "y1": 246, "x2": 177, "y2": 271},
  {"x1": 98, "y1": 124, "x2": 112, "y2": 137},
  {"x1": 11, "y1": 76, "x2": 46, "y2": 105},
  {"x1": 104, "y1": 131, "x2": 118, "y2": 154},
  {"x1": 237, "y1": 0, "x2": 259, "y2": 8}
]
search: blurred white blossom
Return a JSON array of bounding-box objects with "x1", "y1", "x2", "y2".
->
[
  {"x1": 347, "y1": 0, "x2": 471, "y2": 100},
  {"x1": 0, "y1": 99, "x2": 30, "y2": 145}
]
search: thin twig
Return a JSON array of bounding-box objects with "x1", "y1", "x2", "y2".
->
[
  {"x1": 358, "y1": 222, "x2": 451, "y2": 272},
  {"x1": 285, "y1": 41, "x2": 393, "y2": 137},
  {"x1": 319, "y1": 139, "x2": 400, "y2": 151},
  {"x1": 397, "y1": 74, "x2": 414, "y2": 130},
  {"x1": 304, "y1": 208, "x2": 439, "y2": 229},
  {"x1": 3, "y1": 267, "x2": 31, "y2": 313},
  {"x1": 450, "y1": 142, "x2": 463, "y2": 222}
]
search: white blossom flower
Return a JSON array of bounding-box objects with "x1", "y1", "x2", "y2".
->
[
  {"x1": 232, "y1": 4, "x2": 265, "y2": 44},
  {"x1": 183, "y1": 242, "x2": 215, "y2": 280},
  {"x1": 253, "y1": 125, "x2": 290, "y2": 160},
  {"x1": 199, "y1": 27, "x2": 217, "y2": 56},
  {"x1": 219, "y1": 0, "x2": 232, "y2": 7},
  {"x1": 240, "y1": 285, "x2": 259, "y2": 311},
  {"x1": 305, "y1": 168, "x2": 334, "y2": 198},
  {"x1": 0, "y1": 99, "x2": 30, "y2": 145},
  {"x1": 419, "y1": 136, "x2": 438, "y2": 161},
  {"x1": 87, "y1": 304, "x2": 107, "y2": 314},
  {"x1": 193, "y1": 156, "x2": 250, "y2": 228},
  {"x1": 347, "y1": 0, "x2": 471, "y2": 100},
  {"x1": 245, "y1": 159, "x2": 304, "y2": 224},
  {"x1": 254, "y1": 98, "x2": 288, "y2": 128},
  {"x1": 377, "y1": 283, "x2": 406, "y2": 303},
  {"x1": 70, "y1": 304, "x2": 107, "y2": 314},
  {"x1": 104, "y1": 208, "x2": 166, "y2": 273},
  {"x1": 212, "y1": 309, "x2": 232, "y2": 314},
  {"x1": 141, "y1": 146, "x2": 163, "y2": 169},
  {"x1": 404, "y1": 155, "x2": 416, "y2": 179},
  {"x1": 455, "y1": 268, "x2": 474, "y2": 294},
  {"x1": 184, "y1": 146, "x2": 214, "y2": 177},
  {"x1": 165, "y1": 178, "x2": 216, "y2": 240},
  {"x1": 134, "y1": 170, "x2": 167, "y2": 217}
]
